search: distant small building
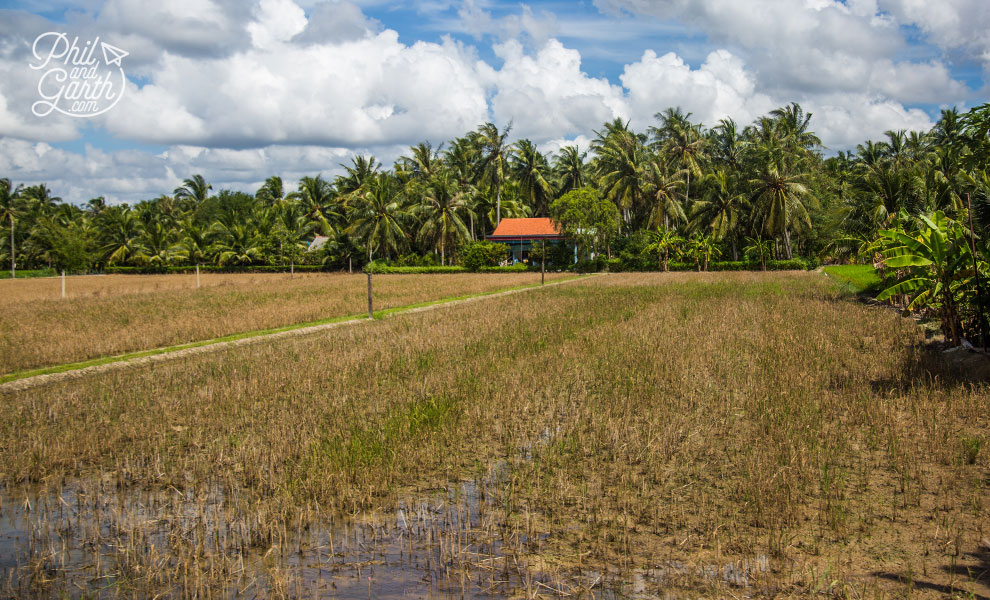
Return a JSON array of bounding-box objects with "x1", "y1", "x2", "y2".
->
[
  {"x1": 487, "y1": 218, "x2": 574, "y2": 264},
  {"x1": 308, "y1": 236, "x2": 330, "y2": 252}
]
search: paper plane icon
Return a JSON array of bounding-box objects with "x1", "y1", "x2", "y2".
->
[{"x1": 101, "y1": 42, "x2": 128, "y2": 67}]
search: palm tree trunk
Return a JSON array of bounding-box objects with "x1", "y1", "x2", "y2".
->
[
  {"x1": 783, "y1": 229, "x2": 793, "y2": 260},
  {"x1": 9, "y1": 217, "x2": 14, "y2": 279},
  {"x1": 496, "y1": 186, "x2": 501, "y2": 228}
]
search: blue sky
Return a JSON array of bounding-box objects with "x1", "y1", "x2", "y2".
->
[{"x1": 0, "y1": 0, "x2": 987, "y2": 203}]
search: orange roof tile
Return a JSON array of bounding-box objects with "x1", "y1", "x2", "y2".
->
[{"x1": 489, "y1": 218, "x2": 561, "y2": 238}]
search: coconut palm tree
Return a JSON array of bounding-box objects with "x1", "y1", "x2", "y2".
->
[
  {"x1": 691, "y1": 169, "x2": 745, "y2": 258},
  {"x1": 643, "y1": 156, "x2": 685, "y2": 230},
  {"x1": 256, "y1": 176, "x2": 287, "y2": 207},
  {"x1": 749, "y1": 155, "x2": 814, "y2": 259},
  {"x1": 593, "y1": 120, "x2": 647, "y2": 227},
  {"x1": 210, "y1": 222, "x2": 263, "y2": 266},
  {"x1": 511, "y1": 139, "x2": 555, "y2": 217},
  {"x1": 174, "y1": 174, "x2": 212, "y2": 211},
  {"x1": 293, "y1": 175, "x2": 338, "y2": 235},
  {"x1": 553, "y1": 145, "x2": 587, "y2": 195},
  {"x1": 414, "y1": 170, "x2": 471, "y2": 265},
  {"x1": 0, "y1": 178, "x2": 24, "y2": 277},
  {"x1": 135, "y1": 221, "x2": 183, "y2": 267},
  {"x1": 96, "y1": 205, "x2": 142, "y2": 266},
  {"x1": 472, "y1": 122, "x2": 512, "y2": 227},
  {"x1": 347, "y1": 173, "x2": 409, "y2": 263}
]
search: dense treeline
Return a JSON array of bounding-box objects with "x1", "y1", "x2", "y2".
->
[{"x1": 2, "y1": 102, "x2": 989, "y2": 277}]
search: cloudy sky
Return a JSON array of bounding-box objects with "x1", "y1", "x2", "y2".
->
[{"x1": 0, "y1": 0, "x2": 987, "y2": 204}]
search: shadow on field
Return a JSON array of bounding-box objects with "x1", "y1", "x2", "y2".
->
[
  {"x1": 871, "y1": 557, "x2": 990, "y2": 600},
  {"x1": 873, "y1": 573, "x2": 990, "y2": 600}
]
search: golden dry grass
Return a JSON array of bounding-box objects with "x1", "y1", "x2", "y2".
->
[
  {"x1": 0, "y1": 271, "x2": 568, "y2": 374},
  {"x1": 0, "y1": 272, "x2": 987, "y2": 598}
]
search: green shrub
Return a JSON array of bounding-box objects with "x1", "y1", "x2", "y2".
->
[
  {"x1": 478, "y1": 263, "x2": 533, "y2": 273},
  {"x1": 462, "y1": 241, "x2": 510, "y2": 271}
]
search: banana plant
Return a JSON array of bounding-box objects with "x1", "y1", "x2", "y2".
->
[{"x1": 876, "y1": 211, "x2": 974, "y2": 346}]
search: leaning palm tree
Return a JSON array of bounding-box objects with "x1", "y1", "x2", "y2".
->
[
  {"x1": 414, "y1": 170, "x2": 471, "y2": 265},
  {"x1": 0, "y1": 178, "x2": 24, "y2": 277}
]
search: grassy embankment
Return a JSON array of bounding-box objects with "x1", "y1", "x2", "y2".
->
[{"x1": 0, "y1": 271, "x2": 570, "y2": 375}]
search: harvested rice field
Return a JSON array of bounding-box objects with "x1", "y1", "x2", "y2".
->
[{"x1": 0, "y1": 271, "x2": 987, "y2": 598}]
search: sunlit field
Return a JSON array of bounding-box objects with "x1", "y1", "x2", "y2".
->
[
  {"x1": 0, "y1": 271, "x2": 986, "y2": 598},
  {"x1": 0, "y1": 271, "x2": 569, "y2": 374}
]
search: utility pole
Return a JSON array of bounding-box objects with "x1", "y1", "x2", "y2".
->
[
  {"x1": 967, "y1": 193, "x2": 988, "y2": 352},
  {"x1": 367, "y1": 248, "x2": 374, "y2": 319}
]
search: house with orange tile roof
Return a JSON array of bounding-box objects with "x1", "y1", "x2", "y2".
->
[{"x1": 486, "y1": 218, "x2": 575, "y2": 264}]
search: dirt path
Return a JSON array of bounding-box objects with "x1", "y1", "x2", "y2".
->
[{"x1": 0, "y1": 275, "x2": 596, "y2": 393}]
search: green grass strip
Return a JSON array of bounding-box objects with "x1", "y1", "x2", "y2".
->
[
  {"x1": 0, "y1": 274, "x2": 588, "y2": 385},
  {"x1": 823, "y1": 264, "x2": 882, "y2": 294}
]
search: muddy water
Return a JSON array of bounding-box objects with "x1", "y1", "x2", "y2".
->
[
  {"x1": 0, "y1": 439, "x2": 770, "y2": 598},
  {"x1": 0, "y1": 470, "x2": 607, "y2": 599}
]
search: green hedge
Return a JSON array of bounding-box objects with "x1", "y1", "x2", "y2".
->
[
  {"x1": 361, "y1": 263, "x2": 546, "y2": 274},
  {"x1": 604, "y1": 258, "x2": 812, "y2": 273},
  {"x1": 0, "y1": 268, "x2": 57, "y2": 279},
  {"x1": 363, "y1": 265, "x2": 468, "y2": 274},
  {"x1": 103, "y1": 265, "x2": 329, "y2": 275}
]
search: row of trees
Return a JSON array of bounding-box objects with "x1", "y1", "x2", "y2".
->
[{"x1": 2, "y1": 103, "x2": 989, "y2": 276}]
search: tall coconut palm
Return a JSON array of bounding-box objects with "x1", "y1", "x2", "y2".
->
[
  {"x1": 174, "y1": 174, "x2": 212, "y2": 211},
  {"x1": 643, "y1": 156, "x2": 685, "y2": 230},
  {"x1": 553, "y1": 145, "x2": 587, "y2": 195},
  {"x1": 210, "y1": 222, "x2": 263, "y2": 266},
  {"x1": 256, "y1": 175, "x2": 286, "y2": 207},
  {"x1": 135, "y1": 221, "x2": 183, "y2": 267},
  {"x1": 96, "y1": 205, "x2": 142, "y2": 266},
  {"x1": 336, "y1": 156, "x2": 381, "y2": 196},
  {"x1": 347, "y1": 173, "x2": 409, "y2": 263},
  {"x1": 397, "y1": 142, "x2": 443, "y2": 182},
  {"x1": 749, "y1": 156, "x2": 813, "y2": 259},
  {"x1": 414, "y1": 170, "x2": 471, "y2": 265},
  {"x1": 658, "y1": 113, "x2": 705, "y2": 209},
  {"x1": 1, "y1": 178, "x2": 24, "y2": 277},
  {"x1": 472, "y1": 122, "x2": 512, "y2": 228},
  {"x1": 293, "y1": 175, "x2": 338, "y2": 235},
  {"x1": 593, "y1": 121, "x2": 647, "y2": 226},
  {"x1": 691, "y1": 169, "x2": 746, "y2": 258},
  {"x1": 511, "y1": 139, "x2": 555, "y2": 216}
]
